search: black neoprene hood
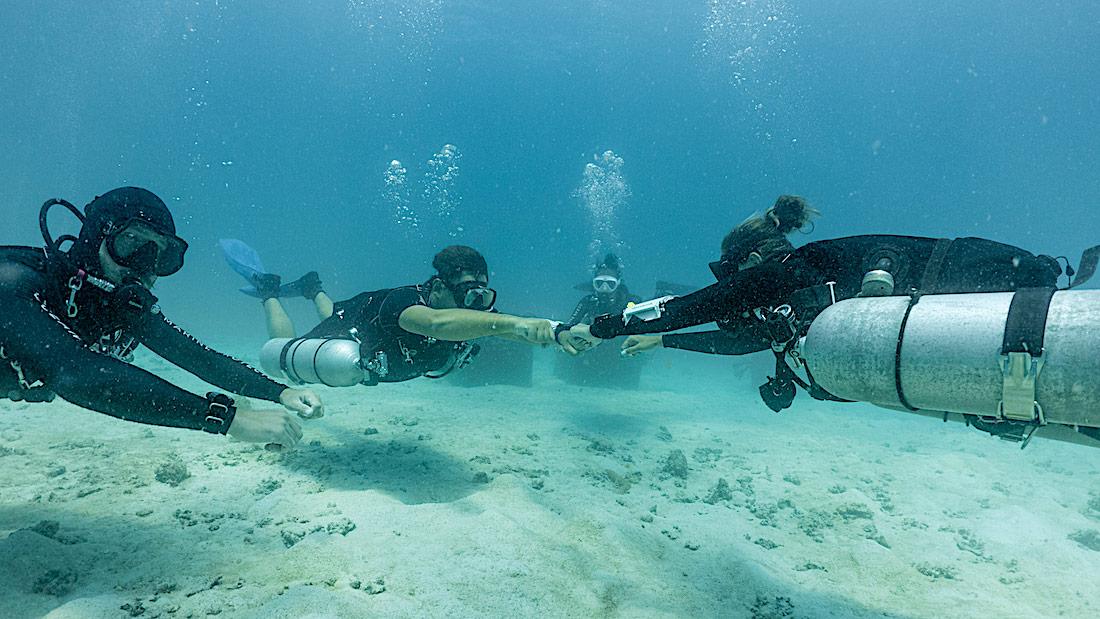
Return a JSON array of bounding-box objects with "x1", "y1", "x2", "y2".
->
[{"x1": 73, "y1": 187, "x2": 178, "y2": 266}]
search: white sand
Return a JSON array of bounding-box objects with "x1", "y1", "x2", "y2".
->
[{"x1": 1, "y1": 347, "x2": 1098, "y2": 618}]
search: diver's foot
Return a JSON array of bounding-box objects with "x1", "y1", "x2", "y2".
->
[
  {"x1": 298, "y1": 271, "x2": 324, "y2": 299},
  {"x1": 253, "y1": 273, "x2": 282, "y2": 300}
]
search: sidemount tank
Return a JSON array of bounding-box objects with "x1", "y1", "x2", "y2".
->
[
  {"x1": 800, "y1": 290, "x2": 1100, "y2": 431},
  {"x1": 259, "y1": 337, "x2": 365, "y2": 387}
]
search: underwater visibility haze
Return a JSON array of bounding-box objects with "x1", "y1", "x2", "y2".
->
[{"x1": 1, "y1": 1, "x2": 1098, "y2": 617}]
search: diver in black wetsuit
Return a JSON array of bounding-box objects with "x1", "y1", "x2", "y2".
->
[
  {"x1": 0, "y1": 188, "x2": 322, "y2": 448},
  {"x1": 584, "y1": 195, "x2": 1066, "y2": 353},
  {"x1": 568, "y1": 254, "x2": 642, "y2": 326},
  {"x1": 225, "y1": 244, "x2": 588, "y2": 387}
]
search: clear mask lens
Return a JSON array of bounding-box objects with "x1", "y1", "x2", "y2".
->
[
  {"x1": 110, "y1": 220, "x2": 187, "y2": 276},
  {"x1": 462, "y1": 286, "x2": 496, "y2": 310},
  {"x1": 593, "y1": 276, "x2": 619, "y2": 292},
  {"x1": 448, "y1": 279, "x2": 496, "y2": 311}
]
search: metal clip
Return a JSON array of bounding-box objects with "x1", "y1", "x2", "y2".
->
[
  {"x1": 998, "y1": 352, "x2": 1045, "y2": 424},
  {"x1": 66, "y1": 273, "x2": 85, "y2": 318},
  {"x1": 362, "y1": 351, "x2": 389, "y2": 378}
]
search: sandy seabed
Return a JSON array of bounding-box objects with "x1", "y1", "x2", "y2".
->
[{"x1": 1, "y1": 346, "x2": 1098, "y2": 619}]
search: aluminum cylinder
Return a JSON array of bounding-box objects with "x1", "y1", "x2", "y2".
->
[
  {"x1": 260, "y1": 337, "x2": 365, "y2": 387},
  {"x1": 801, "y1": 290, "x2": 1100, "y2": 428}
]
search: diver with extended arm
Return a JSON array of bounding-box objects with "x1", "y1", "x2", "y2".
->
[
  {"x1": 589, "y1": 196, "x2": 1069, "y2": 349},
  {"x1": 222, "y1": 242, "x2": 588, "y2": 387},
  {"x1": 0, "y1": 188, "x2": 322, "y2": 449},
  {"x1": 578, "y1": 195, "x2": 1100, "y2": 448}
]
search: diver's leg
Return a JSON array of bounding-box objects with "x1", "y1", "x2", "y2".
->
[
  {"x1": 264, "y1": 298, "x2": 296, "y2": 339},
  {"x1": 295, "y1": 271, "x2": 334, "y2": 320},
  {"x1": 312, "y1": 292, "x2": 334, "y2": 321},
  {"x1": 254, "y1": 274, "x2": 296, "y2": 338}
]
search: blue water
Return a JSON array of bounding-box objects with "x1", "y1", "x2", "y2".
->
[
  {"x1": 1, "y1": 1, "x2": 1097, "y2": 336},
  {"x1": 3, "y1": 4, "x2": 1100, "y2": 616}
]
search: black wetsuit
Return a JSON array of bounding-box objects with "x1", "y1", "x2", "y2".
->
[
  {"x1": 591, "y1": 235, "x2": 1061, "y2": 351},
  {"x1": 0, "y1": 246, "x2": 287, "y2": 432},
  {"x1": 569, "y1": 286, "x2": 641, "y2": 325},
  {"x1": 303, "y1": 285, "x2": 473, "y2": 383}
]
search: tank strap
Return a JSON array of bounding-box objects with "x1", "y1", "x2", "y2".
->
[
  {"x1": 1001, "y1": 287, "x2": 1056, "y2": 356},
  {"x1": 917, "y1": 238, "x2": 954, "y2": 293},
  {"x1": 893, "y1": 296, "x2": 921, "y2": 411},
  {"x1": 895, "y1": 240, "x2": 961, "y2": 411},
  {"x1": 278, "y1": 338, "x2": 304, "y2": 385},
  {"x1": 998, "y1": 287, "x2": 1056, "y2": 423}
]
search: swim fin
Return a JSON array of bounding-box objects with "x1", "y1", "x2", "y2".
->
[
  {"x1": 1070, "y1": 245, "x2": 1100, "y2": 289},
  {"x1": 219, "y1": 238, "x2": 270, "y2": 297},
  {"x1": 219, "y1": 239, "x2": 320, "y2": 299}
]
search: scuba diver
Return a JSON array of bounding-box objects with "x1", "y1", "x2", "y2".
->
[
  {"x1": 555, "y1": 253, "x2": 645, "y2": 389},
  {"x1": 579, "y1": 195, "x2": 1100, "y2": 447},
  {"x1": 568, "y1": 253, "x2": 642, "y2": 325},
  {"x1": 221, "y1": 241, "x2": 588, "y2": 387},
  {"x1": 592, "y1": 195, "x2": 1066, "y2": 353},
  {"x1": 0, "y1": 188, "x2": 322, "y2": 449}
]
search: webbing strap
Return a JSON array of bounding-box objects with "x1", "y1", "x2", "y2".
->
[
  {"x1": 998, "y1": 288, "x2": 1056, "y2": 423},
  {"x1": 1001, "y1": 288, "x2": 1056, "y2": 355}
]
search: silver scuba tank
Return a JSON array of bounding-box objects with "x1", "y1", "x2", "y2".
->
[
  {"x1": 800, "y1": 290, "x2": 1100, "y2": 433},
  {"x1": 260, "y1": 338, "x2": 370, "y2": 387}
]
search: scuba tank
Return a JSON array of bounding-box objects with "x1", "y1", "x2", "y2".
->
[
  {"x1": 259, "y1": 335, "x2": 479, "y2": 387},
  {"x1": 798, "y1": 289, "x2": 1100, "y2": 448},
  {"x1": 755, "y1": 242, "x2": 1100, "y2": 448},
  {"x1": 260, "y1": 337, "x2": 389, "y2": 387}
]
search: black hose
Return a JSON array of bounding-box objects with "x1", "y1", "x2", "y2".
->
[{"x1": 38, "y1": 198, "x2": 84, "y2": 256}]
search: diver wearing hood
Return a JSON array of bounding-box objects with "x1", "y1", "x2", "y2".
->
[
  {"x1": 568, "y1": 254, "x2": 642, "y2": 325},
  {"x1": 0, "y1": 188, "x2": 321, "y2": 448},
  {"x1": 588, "y1": 195, "x2": 1074, "y2": 353}
]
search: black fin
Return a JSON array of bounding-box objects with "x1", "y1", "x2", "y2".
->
[{"x1": 1070, "y1": 245, "x2": 1100, "y2": 288}]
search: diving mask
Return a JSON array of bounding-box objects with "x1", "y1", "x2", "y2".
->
[
  {"x1": 107, "y1": 219, "x2": 188, "y2": 277},
  {"x1": 593, "y1": 275, "x2": 620, "y2": 293},
  {"x1": 447, "y1": 279, "x2": 497, "y2": 311}
]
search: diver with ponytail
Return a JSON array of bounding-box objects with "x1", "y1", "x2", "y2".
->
[{"x1": 584, "y1": 194, "x2": 1067, "y2": 357}]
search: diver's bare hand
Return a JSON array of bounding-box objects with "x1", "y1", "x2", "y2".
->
[
  {"x1": 512, "y1": 318, "x2": 557, "y2": 345},
  {"x1": 559, "y1": 324, "x2": 600, "y2": 355},
  {"x1": 556, "y1": 330, "x2": 581, "y2": 355},
  {"x1": 279, "y1": 388, "x2": 325, "y2": 419},
  {"x1": 227, "y1": 408, "x2": 303, "y2": 449},
  {"x1": 621, "y1": 334, "x2": 662, "y2": 356}
]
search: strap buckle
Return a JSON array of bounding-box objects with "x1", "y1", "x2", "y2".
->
[
  {"x1": 204, "y1": 393, "x2": 234, "y2": 427},
  {"x1": 998, "y1": 351, "x2": 1045, "y2": 424}
]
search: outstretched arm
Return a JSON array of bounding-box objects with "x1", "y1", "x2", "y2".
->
[
  {"x1": 589, "y1": 281, "x2": 735, "y2": 339},
  {"x1": 139, "y1": 314, "x2": 324, "y2": 418},
  {"x1": 398, "y1": 305, "x2": 558, "y2": 345},
  {"x1": 660, "y1": 327, "x2": 769, "y2": 355},
  {"x1": 0, "y1": 290, "x2": 234, "y2": 433},
  {"x1": 140, "y1": 313, "x2": 288, "y2": 403},
  {"x1": 589, "y1": 260, "x2": 798, "y2": 340}
]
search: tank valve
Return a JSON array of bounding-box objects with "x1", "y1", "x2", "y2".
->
[{"x1": 860, "y1": 270, "x2": 895, "y2": 297}]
